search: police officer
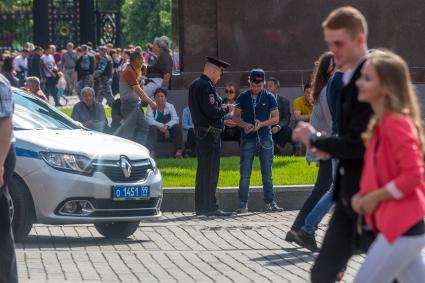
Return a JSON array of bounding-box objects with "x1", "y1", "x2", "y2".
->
[
  {"x1": 0, "y1": 73, "x2": 18, "y2": 283},
  {"x1": 189, "y1": 57, "x2": 234, "y2": 216},
  {"x1": 94, "y1": 46, "x2": 114, "y2": 107}
]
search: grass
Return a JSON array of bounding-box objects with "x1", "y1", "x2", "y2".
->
[
  {"x1": 156, "y1": 156, "x2": 318, "y2": 188},
  {"x1": 60, "y1": 106, "x2": 112, "y2": 119},
  {"x1": 59, "y1": 106, "x2": 148, "y2": 119}
]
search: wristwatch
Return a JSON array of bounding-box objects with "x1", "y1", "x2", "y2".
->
[{"x1": 309, "y1": 131, "x2": 322, "y2": 146}]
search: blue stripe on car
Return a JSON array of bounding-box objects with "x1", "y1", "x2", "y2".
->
[{"x1": 15, "y1": 147, "x2": 40, "y2": 159}]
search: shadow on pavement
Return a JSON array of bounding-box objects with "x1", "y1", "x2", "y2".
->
[
  {"x1": 251, "y1": 247, "x2": 317, "y2": 266},
  {"x1": 16, "y1": 234, "x2": 152, "y2": 249},
  {"x1": 150, "y1": 211, "x2": 268, "y2": 223}
]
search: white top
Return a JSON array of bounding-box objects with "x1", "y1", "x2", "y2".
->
[
  {"x1": 13, "y1": 55, "x2": 27, "y2": 73},
  {"x1": 146, "y1": 102, "x2": 179, "y2": 129},
  {"x1": 342, "y1": 55, "x2": 368, "y2": 86},
  {"x1": 57, "y1": 77, "x2": 66, "y2": 89},
  {"x1": 41, "y1": 54, "x2": 55, "y2": 77}
]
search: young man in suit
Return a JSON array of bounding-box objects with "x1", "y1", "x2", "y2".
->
[{"x1": 292, "y1": 6, "x2": 373, "y2": 282}]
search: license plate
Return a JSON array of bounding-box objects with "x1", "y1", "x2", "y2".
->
[{"x1": 112, "y1": 185, "x2": 150, "y2": 200}]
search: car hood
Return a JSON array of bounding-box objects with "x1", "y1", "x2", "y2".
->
[{"x1": 15, "y1": 129, "x2": 150, "y2": 160}]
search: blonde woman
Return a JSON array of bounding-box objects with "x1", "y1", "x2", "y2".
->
[{"x1": 352, "y1": 50, "x2": 425, "y2": 282}]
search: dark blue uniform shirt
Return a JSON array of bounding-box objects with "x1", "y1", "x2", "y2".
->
[
  {"x1": 188, "y1": 74, "x2": 228, "y2": 129},
  {"x1": 236, "y1": 89, "x2": 278, "y2": 139}
]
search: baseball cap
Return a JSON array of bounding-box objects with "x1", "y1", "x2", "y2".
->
[{"x1": 249, "y1": 68, "x2": 265, "y2": 84}]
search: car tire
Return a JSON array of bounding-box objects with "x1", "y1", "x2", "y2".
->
[
  {"x1": 94, "y1": 221, "x2": 140, "y2": 238},
  {"x1": 9, "y1": 175, "x2": 35, "y2": 242}
]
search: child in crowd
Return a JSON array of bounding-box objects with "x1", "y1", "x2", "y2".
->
[{"x1": 56, "y1": 71, "x2": 68, "y2": 105}]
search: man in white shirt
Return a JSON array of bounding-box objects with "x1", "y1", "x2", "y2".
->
[
  {"x1": 13, "y1": 49, "x2": 29, "y2": 87},
  {"x1": 41, "y1": 45, "x2": 61, "y2": 106}
]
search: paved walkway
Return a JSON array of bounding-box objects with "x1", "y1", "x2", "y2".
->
[{"x1": 16, "y1": 211, "x2": 365, "y2": 282}]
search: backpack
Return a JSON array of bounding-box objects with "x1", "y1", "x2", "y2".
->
[
  {"x1": 80, "y1": 54, "x2": 91, "y2": 71},
  {"x1": 102, "y1": 55, "x2": 113, "y2": 78}
]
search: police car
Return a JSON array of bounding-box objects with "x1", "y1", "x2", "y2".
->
[{"x1": 10, "y1": 88, "x2": 162, "y2": 241}]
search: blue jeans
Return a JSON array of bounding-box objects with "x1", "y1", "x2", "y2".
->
[
  {"x1": 291, "y1": 158, "x2": 333, "y2": 231},
  {"x1": 301, "y1": 159, "x2": 338, "y2": 235},
  {"x1": 239, "y1": 136, "x2": 274, "y2": 204},
  {"x1": 302, "y1": 189, "x2": 335, "y2": 234}
]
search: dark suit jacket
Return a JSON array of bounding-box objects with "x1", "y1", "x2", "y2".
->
[
  {"x1": 275, "y1": 95, "x2": 291, "y2": 129},
  {"x1": 312, "y1": 59, "x2": 373, "y2": 206}
]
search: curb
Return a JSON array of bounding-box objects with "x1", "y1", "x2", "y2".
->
[{"x1": 162, "y1": 185, "x2": 313, "y2": 212}]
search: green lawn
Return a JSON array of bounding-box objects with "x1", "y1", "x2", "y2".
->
[
  {"x1": 59, "y1": 106, "x2": 148, "y2": 119},
  {"x1": 156, "y1": 156, "x2": 317, "y2": 187},
  {"x1": 60, "y1": 107, "x2": 112, "y2": 118}
]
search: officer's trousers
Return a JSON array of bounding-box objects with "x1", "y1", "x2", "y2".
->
[
  {"x1": 194, "y1": 128, "x2": 221, "y2": 212},
  {"x1": 0, "y1": 145, "x2": 17, "y2": 283}
]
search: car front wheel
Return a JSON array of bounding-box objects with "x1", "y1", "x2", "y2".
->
[
  {"x1": 9, "y1": 175, "x2": 35, "y2": 242},
  {"x1": 94, "y1": 221, "x2": 140, "y2": 238}
]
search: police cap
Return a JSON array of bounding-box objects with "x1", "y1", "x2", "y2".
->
[{"x1": 206, "y1": 56, "x2": 230, "y2": 70}]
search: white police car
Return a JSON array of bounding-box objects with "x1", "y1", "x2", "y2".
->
[{"x1": 10, "y1": 88, "x2": 162, "y2": 241}]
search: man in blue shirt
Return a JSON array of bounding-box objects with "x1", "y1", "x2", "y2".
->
[{"x1": 233, "y1": 69, "x2": 283, "y2": 213}]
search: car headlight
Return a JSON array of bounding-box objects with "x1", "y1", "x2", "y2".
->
[
  {"x1": 149, "y1": 157, "x2": 159, "y2": 174},
  {"x1": 40, "y1": 152, "x2": 93, "y2": 175}
]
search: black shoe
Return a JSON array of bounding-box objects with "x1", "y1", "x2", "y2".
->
[
  {"x1": 293, "y1": 230, "x2": 319, "y2": 252},
  {"x1": 204, "y1": 209, "x2": 234, "y2": 217},
  {"x1": 264, "y1": 201, "x2": 284, "y2": 212},
  {"x1": 285, "y1": 230, "x2": 297, "y2": 243}
]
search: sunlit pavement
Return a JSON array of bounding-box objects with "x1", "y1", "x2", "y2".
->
[{"x1": 16, "y1": 211, "x2": 366, "y2": 282}]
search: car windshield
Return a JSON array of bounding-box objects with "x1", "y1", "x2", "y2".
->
[{"x1": 12, "y1": 88, "x2": 81, "y2": 130}]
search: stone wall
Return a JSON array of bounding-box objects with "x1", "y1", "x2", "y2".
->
[{"x1": 173, "y1": 0, "x2": 425, "y2": 89}]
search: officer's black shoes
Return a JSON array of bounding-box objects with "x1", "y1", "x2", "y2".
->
[
  {"x1": 285, "y1": 230, "x2": 297, "y2": 243},
  {"x1": 264, "y1": 201, "x2": 284, "y2": 212},
  {"x1": 292, "y1": 230, "x2": 319, "y2": 252},
  {"x1": 203, "y1": 209, "x2": 234, "y2": 217}
]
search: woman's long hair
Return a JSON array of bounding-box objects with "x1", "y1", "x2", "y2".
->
[
  {"x1": 361, "y1": 50, "x2": 425, "y2": 152},
  {"x1": 310, "y1": 51, "x2": 335, "y2": 104}
]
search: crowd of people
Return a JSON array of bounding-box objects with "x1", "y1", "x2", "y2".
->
[{"x1": 0, "y1": 35, "x2": 316, "y2": 160}]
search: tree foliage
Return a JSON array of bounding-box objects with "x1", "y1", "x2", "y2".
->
[
  {"x1": 0, "y1": 0, "x2": 32, "y2": 11},
  {"x1": 121, "y1": 0, "x2": 172, "y2": 48}
]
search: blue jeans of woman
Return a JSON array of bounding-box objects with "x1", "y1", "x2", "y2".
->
[
  {"x1": 239, "y1": 135, "x2": 274, "y2": 204},
  {"x1": 291, "y1": 158, "x2": 333, "y2": 231},
  {"x1": 301, "y1": 159, "x2": 337, "y2": 234}
]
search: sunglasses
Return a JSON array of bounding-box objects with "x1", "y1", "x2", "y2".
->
[{"x1": 225, "y1": 89, "x2": 235, "y2": 94}]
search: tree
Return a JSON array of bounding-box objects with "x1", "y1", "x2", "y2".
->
[{"x1": 121, "y1": 0, "x2": 172, "y2": 48}]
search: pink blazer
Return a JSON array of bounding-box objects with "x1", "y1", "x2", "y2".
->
[{"x1": 360, "y1": 113, "x2": 425, "y2": 243}]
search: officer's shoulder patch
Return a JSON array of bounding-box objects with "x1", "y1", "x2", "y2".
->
[{"x1": 209, "y1": 93, "x2": 215, "y2": 104}]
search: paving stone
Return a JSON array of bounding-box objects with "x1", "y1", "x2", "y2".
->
[{"x1": 15, "y1": 211, "x2": 417, "y2": 282}]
